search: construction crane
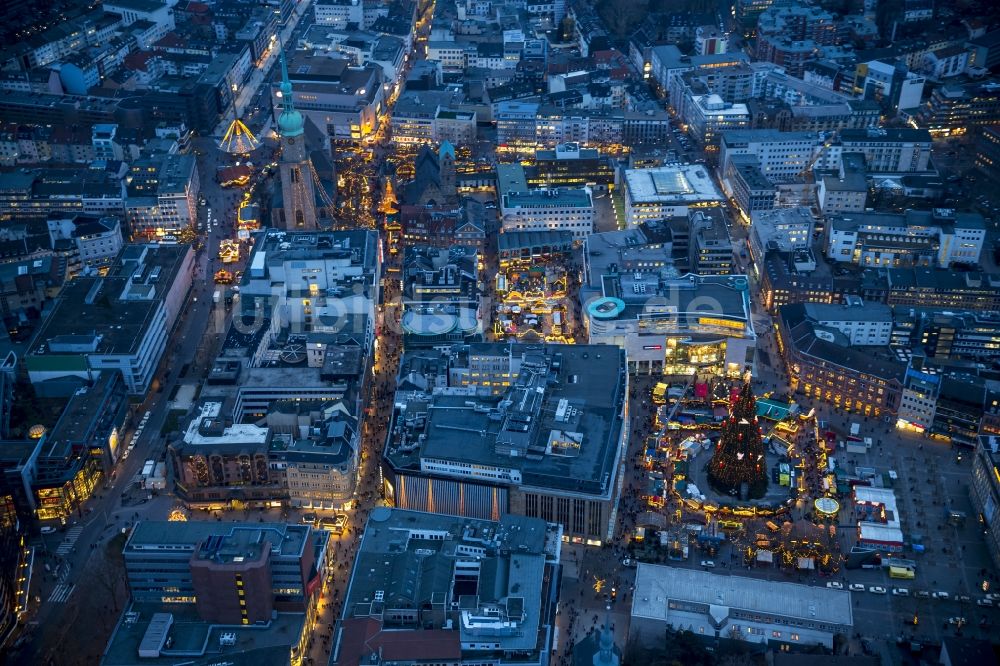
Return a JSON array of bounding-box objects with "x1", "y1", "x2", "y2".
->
[{"x1": 797, "y1": 131, "x2": 838, "y2": 181}]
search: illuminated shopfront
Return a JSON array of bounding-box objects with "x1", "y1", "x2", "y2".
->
[
  {"x1": 662, "y1": 338, "x2": 739, "y2": 376},
  {"x1": 35, "y1": 457, "x2": 103, "y2": 521}
]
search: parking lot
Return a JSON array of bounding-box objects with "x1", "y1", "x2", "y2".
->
[{"x1": 820, "y1": 424, "x2": 1000, "y2": 646}]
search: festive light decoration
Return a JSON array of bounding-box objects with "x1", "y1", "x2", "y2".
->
[
  {"x1": 219, "y1": 117, "x2": 260, "y2": 155},
  {"x1": 707, "y1": 379, "x2": 768, "y2": 499}
]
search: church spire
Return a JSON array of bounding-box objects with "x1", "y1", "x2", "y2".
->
[
  {"x1": 279, "y1": 50, "x2": 293, "y2": 103},
  {"x1": 277, "y1": 50, "x2": 304, "y2": 138}
]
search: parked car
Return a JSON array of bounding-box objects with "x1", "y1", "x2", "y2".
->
[
  {"x1": 932, "y1": 591, "x2": 950, "y2": 600},
  {"x1": 849, "y1": 583, "x2": 866, "y2": 592},
  {"x1": 869, "y1": 586, "x2": 887, "y2": 594},
  {"x1": 892, "y1": 588, "x2": 909, "y2": 596},
  {"x1": 915, "y1": 590, "x2": 930, "y2": 599},
  {"x1": 700, "y1": 560, "x2": 715, "y2": 568},
  {"x1": 826, "y1": 582, "x2": 844, "y2": 589},
  {"x1": 977, "y1": 598, "x2": 994, "y2": 607}
]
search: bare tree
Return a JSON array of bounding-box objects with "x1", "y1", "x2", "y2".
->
[{"x1": 92, "y1": 546, "x2": 127, "y2": 615}]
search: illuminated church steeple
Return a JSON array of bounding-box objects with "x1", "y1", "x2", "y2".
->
[{"x1": 277, "y1": 50, "x2": 317, "y2": 229}]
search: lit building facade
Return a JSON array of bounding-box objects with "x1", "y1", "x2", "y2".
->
[
  {"x1": 623, "y1": 165, "x2": 724, "y2": 226},
  {"x1": 776, "y1": 303, "x2": 904, "y2": 416},
  {"x1": 826, "y1": 209, "x2": 986, "y2": 268},
  {"x1": 500, "y1": 187, "x2": 595, "y2": 239},
  {"x1": 125, "y1": 154, "x2": 200, "y2": 236}
]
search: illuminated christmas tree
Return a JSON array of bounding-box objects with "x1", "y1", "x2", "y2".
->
[{"x1": 707, "y1": 378, "x2": 767, "y2": 499}]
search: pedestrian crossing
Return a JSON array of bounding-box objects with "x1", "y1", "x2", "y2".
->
[
  {"x1": 55, "y1": 525, "x2": 83, "y2": 556},
  {"x1": 48, "y1": 583, "x2": 74, "y2": 604}
]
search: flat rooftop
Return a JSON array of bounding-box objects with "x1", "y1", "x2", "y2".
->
[
  {"x1": 721, "y1": 129, "x2": 818, "y2": 146},
  {"x1": 496, "y1": 163, "x2": 529, "y2": 196},
  {"x1": 584, "y1": 224, "x2": 677, "y2": 285},
  {"x1": 156, "y1": 154, "x2": 196, "y2": 194},
  {"x1": 182, "y1": 402, "x2": 270, "y2": 446},
  {"x1": 302, "y1": 24, "x2": 351, "y2": 45},
  {"x1": 280, "y1": 51, "x2": 380, "y2": 101},
  {"x1": 241, "y1": 365, "x2": 343, "y2": 389},
  {"x1": 103, "y1": 0, "x2": 167, "y2": 12},
  {"x1": 750, "y1": 206, "x2": 814, "y2": 231},
  {"x1": 28, "y1": 244, "x2": 189, "y2": 357},
  {"x1": 43, "y1": 372, "x2": 120, "y2": 457},
  {"x1": 340, "y1": 508, "x2": 558, "y2": 656},
  {"x1": 248, "y1": 229, "x2": 377, "y2": 271},
  {"x1": 624, "y1": 165, "x2": 724, "y2": 204},
  {"x1": 385, "y1": 343, "x2": 627, "y2": 497},
  {"x1": 592, "y1": 272, "x2": 752, "y2": 326},
  {"x1": 29, "y1": 277, "x2": 159, "y2": 357},
  {"x1": 126, "y1": 521, "x2": 310, "y2": 560},
  {"x1": 803, "y1": 301, "x2": 892, "y2": 322},
  {"x1": 101, "y1": 601, "x2": 303, "y2": 666},
  {"x1": 830, "y1": 209, "x2": 986, "y2": 233},
  {"x1": 840, "y1": 127, "x2": 932, "y2": 143},
  {"x1": 631, "y1": 563, "x2": 853, "y2": 627},
  {"x1": 503, "y1": 187, "x2": 593, "y2": 209},
  {"x1": 535, "y1": 145, "x2": 600, "y2": 161}
]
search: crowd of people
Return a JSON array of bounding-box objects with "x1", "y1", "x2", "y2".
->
[{"x1": 303, "y1": 276, "x2": 403, "y2": 664}]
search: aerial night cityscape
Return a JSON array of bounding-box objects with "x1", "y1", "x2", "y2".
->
[{"x1": 4, "y1": 0, "x2": 1000, "y2": 665}]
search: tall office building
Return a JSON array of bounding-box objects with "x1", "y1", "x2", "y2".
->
[{"x1": 277, "y1": 52, "x2": 318, "y2": 230}]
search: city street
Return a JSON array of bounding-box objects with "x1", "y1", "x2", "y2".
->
[
  {"x1": 9, "y1": 123, "x2": 257, "y2": 661},
  {"x1": 10, "y1": 0, "x2": 439, "y2": 660},
  {"x1": 552, "y1": 373, "x2": 661, "y2": 665},
  {"x1": 11, "y1": 261, "x2": 234, "y2": 664},
  {"x1": 210, "y1": 0, "x2": 315, "y2": 139}
]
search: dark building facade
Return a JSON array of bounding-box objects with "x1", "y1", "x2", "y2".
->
[
  {"x1": 975, "y1": 126, "x2": 1000, "y2": 183},
  {"x1": 971, "y1": 436, "x2": 1000, "y2": 571},
  {"x1": 190, "y1": 535, "x2": 276, "y2": 624},
  {"x1": 124, "y1": 521, "x2": 321, "y2": 621}
]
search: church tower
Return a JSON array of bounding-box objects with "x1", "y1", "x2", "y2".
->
[
  {"x1": 439, "y1": 140, "x2": 456, "y2": 198},
  {"x1": 277, "y1": 51, "x2": 317, "y2": 230}
]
